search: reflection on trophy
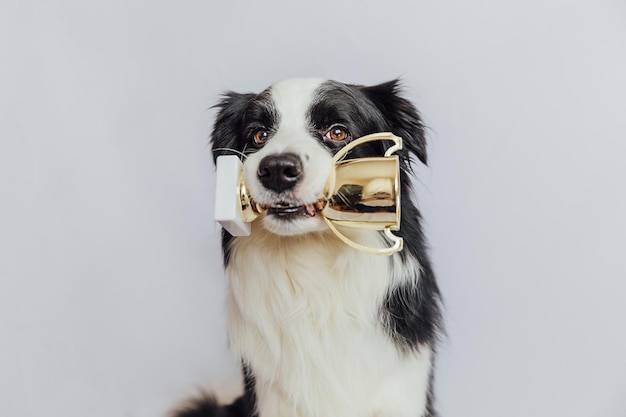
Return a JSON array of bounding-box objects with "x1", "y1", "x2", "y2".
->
[{"x1": 323, "y1": 156, "x2": 399, "y2": 229}]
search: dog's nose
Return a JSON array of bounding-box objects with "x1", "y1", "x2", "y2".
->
[{"x1": 257, "y1": 153, "x2": 303, "y2": 192}]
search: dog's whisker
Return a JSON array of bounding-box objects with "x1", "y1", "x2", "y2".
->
[
  {"x1": 334, "y1": 151, "x2": 350, "y2": 163},
  {"x1": 213, "y1": 147, "x2": 249, "y2": 159},
  {"x1": 336, "y1": 190, "x2": 352, "y2": 207}
]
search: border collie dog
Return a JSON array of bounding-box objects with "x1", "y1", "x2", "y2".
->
[{"x1": 173, "y1": 79, "x2": 443, "y2": 417}]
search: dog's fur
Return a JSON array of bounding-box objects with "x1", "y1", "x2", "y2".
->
[{"x1": 172, "y1": 79, "x2": 443, "y2": 417}]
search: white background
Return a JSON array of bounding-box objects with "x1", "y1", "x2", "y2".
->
[{"x1": 1, "y1": 1, "x2": 625, "y2": 416}]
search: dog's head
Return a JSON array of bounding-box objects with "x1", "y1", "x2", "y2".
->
[{"x1": 212, "y1": 78, "x2": 426, "y2": 236}]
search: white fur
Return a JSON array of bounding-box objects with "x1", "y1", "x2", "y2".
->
[
  {"x1": 226, "y1": 225, "x2": 431, "y2": 417},
  {"x1": 224, "y1": 79, "x2": 434, "y2": 417}
]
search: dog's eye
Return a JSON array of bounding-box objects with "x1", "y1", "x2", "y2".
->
[
  {"x1": 324, "y1": 125, "x2": 350, "y2": 142},
  {"x1": 253, "y1": 130, "x2": 269, "y2": 145}
]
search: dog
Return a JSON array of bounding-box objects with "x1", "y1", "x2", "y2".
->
[{"x1": 172, "y1": 78, "x2": 444, "y2": 417}]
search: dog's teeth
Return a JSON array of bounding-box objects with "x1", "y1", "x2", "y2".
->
[{"x1": 305, "y1": 204, "x2": 316, "y2": 216}]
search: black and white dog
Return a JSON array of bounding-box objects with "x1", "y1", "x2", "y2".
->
[{"x1": 173, "y1": 79, "x2": 443, "y2": 417}]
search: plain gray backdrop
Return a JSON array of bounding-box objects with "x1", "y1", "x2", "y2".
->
[{"x1": 1, "y1": 1, "x2": 625, "y2": 416}]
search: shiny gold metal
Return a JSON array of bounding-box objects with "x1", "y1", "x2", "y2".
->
[
  {"x1": 239, "y1": 172, "x2": 263, "y2": 223},
  {"x1": 233, "y1": 132, "x2": 404, "y2": 255},
  {"x1": 321, "y1": 132, "x2": 403, "y2": 255}
]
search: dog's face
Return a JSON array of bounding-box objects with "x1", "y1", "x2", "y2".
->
[{"x1": 212, "y1": 78, "x2": 427, "y2": 236}]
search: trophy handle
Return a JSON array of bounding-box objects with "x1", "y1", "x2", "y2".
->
[
  {"x1": 332, "y1": 132, "x2": 402, "y2": 163},
  {"x1": 323, "y1": 217, "x2": 404, "y2": 256}
]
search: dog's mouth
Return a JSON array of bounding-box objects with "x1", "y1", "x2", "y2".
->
[{"x1": 259, "y1": 199, "x2": 326, "y2": 218}]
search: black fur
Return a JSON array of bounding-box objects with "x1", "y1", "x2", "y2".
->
[
  {"x1": 172, "y1": 365, "x2": 257, "y2": 417},
  {"x1": 172, "y1": 395, "x2": 253, "y2": 417},
  {"x1": 210, "y1": 92, "x2": 255, "y2": 164},
  {"x1": 174, "y1": 79, "x2": 443, "y2": 417},
  {"x1": 360, "y1": 80, "x2": 428, "y2": 165}
]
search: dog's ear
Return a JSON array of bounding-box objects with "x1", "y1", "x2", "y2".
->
[
  {"x1": 211, "y1": 92, "x2": 255, "y2": 163},
  {"x1": 360, "y1": 80, "x2": 427, "y2": 166}
]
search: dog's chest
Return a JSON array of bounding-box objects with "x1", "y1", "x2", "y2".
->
[{"x1": 225, "y1": 229, "x2": 410, "y2": 416}]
